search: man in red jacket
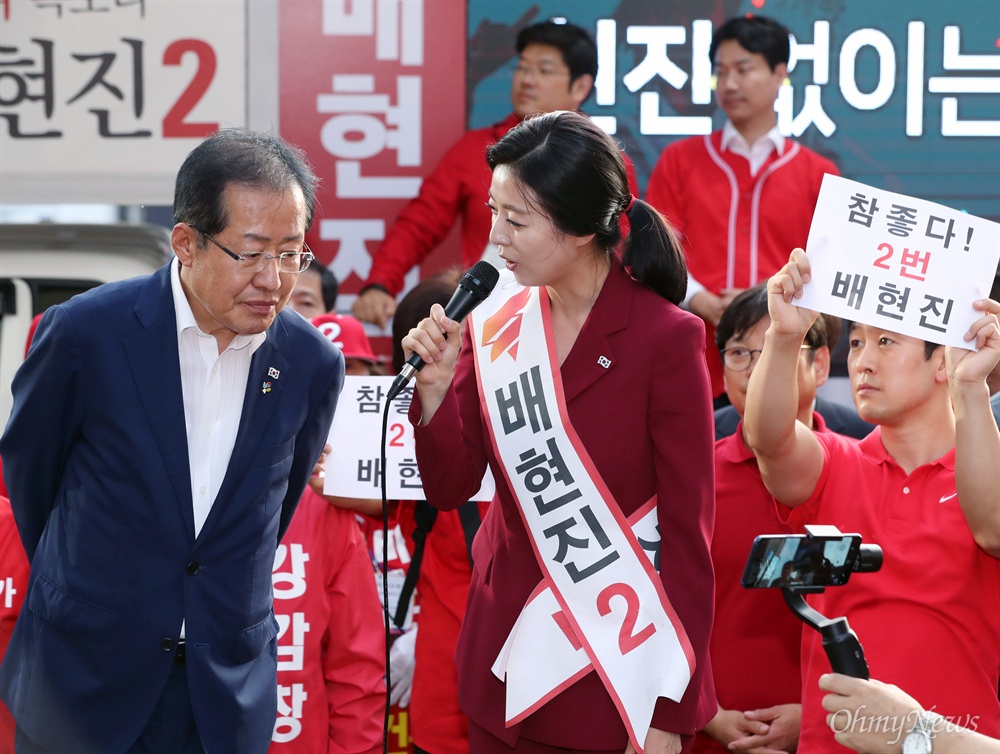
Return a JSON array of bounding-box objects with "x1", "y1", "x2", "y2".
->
[
  {"x1": 647, "y1": 15, "x2": 838, "y2": 400},
  {"x1": 353, "y1": 20, "x2": 638, "y2": 328}
]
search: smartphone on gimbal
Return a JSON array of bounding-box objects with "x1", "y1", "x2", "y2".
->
[{"x1": 740, "y1": 532, "x2": 863, "y2": 589}]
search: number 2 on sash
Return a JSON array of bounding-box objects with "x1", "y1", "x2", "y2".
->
[{"x1": 597, "y1": 582, "x2": 656, "y2": 655}]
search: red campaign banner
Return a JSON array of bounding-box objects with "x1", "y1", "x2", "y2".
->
[{"x1": 278, "y1": 0, "x2": 468, "y2": 325}]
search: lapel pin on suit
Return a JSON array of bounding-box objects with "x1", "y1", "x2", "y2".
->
[
  {"x1": 597, "y1": 355, "x2": 611, "y2": 369},
  {"x1": 263, "y1": 366, "x2": 280, "y2": 393}
]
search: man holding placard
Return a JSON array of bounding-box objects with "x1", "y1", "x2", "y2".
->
[{"x1": 743, "y1": 208, "x2": 1000, "y2": 754}]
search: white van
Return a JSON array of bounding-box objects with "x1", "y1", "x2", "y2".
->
[{"x1": 0, "y1": 223, "x2": 173, "y2": 433}]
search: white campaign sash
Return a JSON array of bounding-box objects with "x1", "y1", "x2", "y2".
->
[{"x1": 470, "y1": 270, "x2": 694, "y2": 751}]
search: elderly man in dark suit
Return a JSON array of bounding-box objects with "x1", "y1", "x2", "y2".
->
[{"x1": 0, "y1": 129, "x2": 344, "y2": 754}]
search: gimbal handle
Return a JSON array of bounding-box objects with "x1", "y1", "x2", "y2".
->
[{"x1": 781, "y1": 587, "x2": 870, "y2": 679}]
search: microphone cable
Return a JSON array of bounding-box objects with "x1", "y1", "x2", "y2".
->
[
  {"x1": 376, "y1": 260, "x2": 499, "y2": 751},
  {"x1": 378, "y1": 398, "x2": 392, "y2": 754}
]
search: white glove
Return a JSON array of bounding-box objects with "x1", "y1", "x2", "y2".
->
[{"x1": 388, "y1": 625, "x2": 417, "y2": 707}]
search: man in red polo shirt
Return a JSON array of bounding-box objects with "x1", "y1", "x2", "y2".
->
[
  {"x1": 352, "y1": 20, "x2": 638, "y2": 328},
  {"x1": 695, "y1": 286, "x2": 843, "y2": 754},
  {"x1": 744, "y1": 249, "x2": 1000, "y2": 754},
  {"x1": 646, "y1": 15, "x2": 838, "y2": 401}
]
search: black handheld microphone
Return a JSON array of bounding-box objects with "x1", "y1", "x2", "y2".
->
[{"x1": 386, "y1": 260, "x2": 501, "y2": 402}]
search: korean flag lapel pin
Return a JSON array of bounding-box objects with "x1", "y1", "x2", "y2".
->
[{"x1": 263, "y1": 366, "x2": 280, "y2": 394}]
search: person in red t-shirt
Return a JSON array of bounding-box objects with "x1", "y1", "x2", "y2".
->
[
  {"x1": 353, "y1": 20, "x2": 638, "y2": 328},
  {"x1": 745, "y1": 249, "x2": 1000, "y2": 754},
  {"x1": 646, "y1": 15, "x2": 838, "y2": 400},
  {"x1": 695, "y1": 286, "x2": 844, "y2": 754}
]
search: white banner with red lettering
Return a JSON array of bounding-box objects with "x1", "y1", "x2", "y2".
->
[
  {"x1": 322, "y1": 375, "x2": 495, "y2": 502},
  {"x1": 0, "y1": 0, "x2": 248, "y2": 203},
  {"x1": 800, "y1": 175, "x2": 1000, "y2": 348}
]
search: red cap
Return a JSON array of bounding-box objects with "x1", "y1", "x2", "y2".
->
[{"x1": 311, "y1": 313, "x2": 376, "y2": 363}]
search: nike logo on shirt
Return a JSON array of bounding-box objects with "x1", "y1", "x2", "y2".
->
[{"x1": 939, "y1": 492, "x2": 958, "y2": 504}]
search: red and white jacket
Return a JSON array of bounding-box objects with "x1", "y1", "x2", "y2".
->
[{"x1": 647, "y1": 128, "x2": 838, "y2": 395}]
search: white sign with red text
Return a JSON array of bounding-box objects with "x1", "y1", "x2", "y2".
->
[
  {"x1": 800, "y1": 174, "x2": 1000, "y2": 348},
  {"x1": 323, "y1": 375, "x2": 495, "y2": 502}
]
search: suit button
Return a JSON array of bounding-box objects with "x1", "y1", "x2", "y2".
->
[
  {"x1": 186, "y1": 561, "x2": 200, "y2": 575},
  {"x1": 161, "y1": 638, "x2": 175, "y2": 652}
]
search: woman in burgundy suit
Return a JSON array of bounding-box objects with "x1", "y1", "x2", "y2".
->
[{"x1": 402, "y1": 111, "x2": 715, "y2": 754}]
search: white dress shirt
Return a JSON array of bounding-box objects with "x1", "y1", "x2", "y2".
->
[
  {"x1": 720, "y1": 120, "x2": 785, "y2": 178},
  {"x1": 170, "y1": 258, "x2": 265, "y2": 538}
]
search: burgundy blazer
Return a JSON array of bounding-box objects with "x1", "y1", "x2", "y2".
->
[{"x1": 412, "y1": 263, "x2": 716, "y2": 749}]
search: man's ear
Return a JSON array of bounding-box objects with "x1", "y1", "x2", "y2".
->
[
  {"x1": 813, "y1": 345, "x2": 831, "y2": 387},
  {"x1": 771, "y1": 62, "x2": 788, "y2": 99},
  {"x1": 172, "y1": 223, "x2": 197, "y2": 268},
  {"x1": 570, "y1": 74, "x2": 595, "y2": 109},
  {"x1": 932, "y1": 345, "x2": 949, "y2": 384}
]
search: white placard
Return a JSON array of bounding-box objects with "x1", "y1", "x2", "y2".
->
[
  {"x1": 799, "y1": 174, "x2": 1000, "y2": 349},
  {"x1": 0, "y1": 0, "x2": 249, "y2": 204},
  {"x1": 324, "y1": 375, "x2": 494, "y2": 501}
]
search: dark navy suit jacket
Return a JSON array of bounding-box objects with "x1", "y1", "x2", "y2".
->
[
  {"x1": 714, "y1": 396, "x2": 874, "y2": 441},
  {"x1": 0, "y1": 263, "x2": 344, "y2": 754}
]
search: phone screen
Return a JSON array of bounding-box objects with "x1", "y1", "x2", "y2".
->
[{"x1": 741, "y1": 534, "x2": 861, "y2": 589}]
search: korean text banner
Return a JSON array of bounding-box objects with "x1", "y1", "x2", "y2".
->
[
  {"x1": 324, "y1": 376, "x2": 495, "y2": 501},
  {"x1": 278, "y1": 0, "x2": 468, "y2": 315},
  {"x1": 0, "y1": 0, "x2": 248, "y2": 204},
  {"x1": 469, "y1": 0, "x2": 999, "y2": 223},
  {"x1": 799, "y1": 174, "x2": 1000, "y2": 348}
]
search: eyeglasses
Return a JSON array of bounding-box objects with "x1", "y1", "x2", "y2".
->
[
  {"x1": 721, "y1": 344, "x2": 813, "y2": 372},
  {"x1": 191, "y1": 227, "x2": 314, "y2": 274}
]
